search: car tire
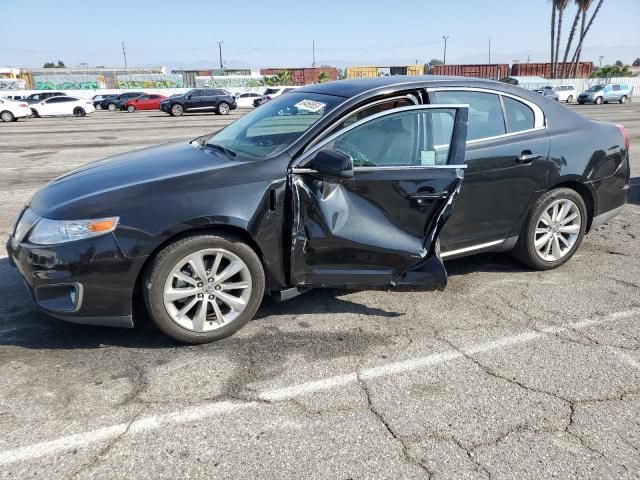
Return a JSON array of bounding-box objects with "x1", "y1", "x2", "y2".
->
[
  {"x1": 73, "y1": 107, "x2": 86, "y2": 117},
  {"x1": 512, "y1": 188, "x2": 587, "y2": 271},
  {"x1": 143, "y1": 232, "x2": 265, "y2": 344},
  {"x1": 566, "y1": 95, "x2": 573, "y2": 103},
  {"x1": 30, "y1": 109, "x2": 40, "y2": 118},
  {"x1": 107, "y1": 103, "x2": 117, "y2": 111},
  {"x1": 127, "y1": 105, "x2": 136, "y2": 112},
  {"x1": 217, "y1": 102, "x2": 230, "y2": 115},
  {"x1": 96, "y1": 104, "x2": 102, "y2": 110},
  {"x1": 578, "y1": 101, "x2": 584, "y2": 105},
  {"x1": 170, "y1": 104, "x2": 184, "y2": 116},
  {"x1": 620, "y1": 95, "x2": 627, "y2": 104},
  {"x1": 595, "y1": 96, "x2": 603, "y2": 105},
  {"x1": 0, "y1": 111, "x2": 14, "y2": 122}
]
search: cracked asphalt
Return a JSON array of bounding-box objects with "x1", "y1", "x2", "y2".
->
[{"x1": 0, "y1": 102, "x2": 639, "y2": 479}]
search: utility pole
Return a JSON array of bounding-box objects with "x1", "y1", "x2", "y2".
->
[
  {"x1": 527, "y1": 54, "x2": 531, "y2": 63},
  {"x1": 217, "y1": 41, "x2": 224, "y2": 70},
  {"x1": 312, "y1": 40, "x2": 316, "y2": 67},
  {"x1": 598, "y1": 55, "x2": 604, "y2": 68},
  {"x1": 121, "y1": 41, "x2": 128, "y2": 69},
  {"x1": 442, "y1": 35, "x2": 450, "y2": 64},
  {"x1": 488, "y1": 37, "x2": 491, "y2": 64}
]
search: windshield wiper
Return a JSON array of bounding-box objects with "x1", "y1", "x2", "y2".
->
[{"x1": 205, "y1": 143, "x2": 237, "y2": 158}]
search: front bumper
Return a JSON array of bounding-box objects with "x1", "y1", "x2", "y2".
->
[
  {"x1": 6, "y1": 232, "x2": 143, "y2": 328},
  {"x1": 578, "y1": 95, "x2": 596, "y2": 103}
]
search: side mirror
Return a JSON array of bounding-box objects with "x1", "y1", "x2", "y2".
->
[
  {"x1": 186, "y1": 94, "x2": 192, "y2": 99},
  {"x1": 308, "y1": 149, "x2": 354, "y2": 178}
]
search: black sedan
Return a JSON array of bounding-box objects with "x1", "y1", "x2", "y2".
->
[
  {"x1": 99, "y1": 92, "x2": 145, "y2": 111},
  {"x1": 7, "y1": 76, "x2": 630, "y2": 344},
  {"x1": 159, "y1": 88, "x2": 237, "y2": 116}
]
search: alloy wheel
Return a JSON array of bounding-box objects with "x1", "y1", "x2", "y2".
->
[
  {"x1": 1, "y1": 111, "x2": 14, "y2": 122},
  {"x1": 163, "y1": 248, "x2": 252, "y2": 332},
  {"x1": 533, "y1": 199, "x2": 582, "y2": 262},
  {"x1": 171, "y1": 104, "x2": 183, "y2": 116},
  {"x1": 218, "y1": 103, "x2": 230, "y2": 115}
]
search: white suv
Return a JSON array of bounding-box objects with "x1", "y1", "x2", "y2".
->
[
  {"x1": 542, "y1": 85, "x2": 577, "y2": 103},
  {"x1": 0, "y1": 97, "x2": 31, "y2": 122}
]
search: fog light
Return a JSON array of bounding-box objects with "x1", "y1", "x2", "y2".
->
[{"x1": 34, "y1": 284, "x2": 82, "y2": 313}]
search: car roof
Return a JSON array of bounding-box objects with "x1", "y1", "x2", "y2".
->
[{"x1": 297, "y1": 75, "x2": 549, "y2": 102}]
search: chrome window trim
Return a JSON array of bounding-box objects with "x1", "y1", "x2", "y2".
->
[
  {"x1": 440, "y1": 239, "x2": 504, "y2": 258},
  {"x1": 304, "y1": 94, "x2": 420, "y2": 152},
  {"x1": 425, "y1": 86, "x2": 546, "y2": 134},
  {"x1": 291, "y1": 103, "x2": 468, "y2": 170}
]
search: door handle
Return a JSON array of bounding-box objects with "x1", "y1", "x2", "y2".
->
[{"x1": 515, "y1": 151, "x2": 541, "y2": 164}]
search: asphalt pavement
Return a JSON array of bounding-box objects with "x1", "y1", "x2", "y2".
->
[{"x1": 0, "y1": 102, "x2": 638, "y2": 479}]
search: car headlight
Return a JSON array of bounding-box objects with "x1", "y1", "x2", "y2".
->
[{"x1": 28, "y1": 216, "x2": 119, "y2": 245}]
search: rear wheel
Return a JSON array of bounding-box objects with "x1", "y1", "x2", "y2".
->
[
  {"x1": 170, "y1": 104, "x2": 184, "y2": 116},
  {"x1": 107, "y1": 103, "x2": 117, "y2": 111},
  {"x1": 0, "y1": 111, "x2": 14, "y2": 122},
  {"x1": 620, "y1": 95, "x2": 627, "y2": 104},
  {"x1": 127, "y1": 105, "x2": 136, "y2": 112},
  {"x1": 96, "y1": 104, "x2": 102, "y2": 110},
  {"x1": 30, "y1": 109, "x2": 40, "y2": 118},
  {"x1": 143, "y1": 232, "x2": 265, "y2": 344},
  {"x1": 73, "y1": 107, "x2": 86, "y2": 117},
  {"x1": 513, "y1": 188, "x2": 587, "y2": 270},
  {"x1": 566, "y1": 95, "x2": 573, "y2": 103},
  {"x1": 595, "y1": 96, "x2": 603, "y2": 105},
  {"x1": 217, "y1": 102, "x2": 230, "y2": 115}
]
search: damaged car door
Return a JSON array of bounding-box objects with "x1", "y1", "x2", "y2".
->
[{"x1": 289, "y1": 104, "x2": 469, "y2": 289}]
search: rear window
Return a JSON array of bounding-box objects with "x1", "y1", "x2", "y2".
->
[{"x1": 503, "y1": 97, "x2": 535, "y2": 133}]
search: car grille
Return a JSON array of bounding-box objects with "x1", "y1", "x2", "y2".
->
[{"x1": 13, "y1": 208, "x2": 40, "y2": 243}]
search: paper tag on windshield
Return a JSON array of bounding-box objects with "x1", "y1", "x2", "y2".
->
[
  {"x1": 421, "y1": 150, "x2": 436, "y2": 166},
  {"x1": 294, "y1": 99, "x2": 326, "y2": 113}
]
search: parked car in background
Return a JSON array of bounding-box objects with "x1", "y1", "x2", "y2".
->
[
  {"x1": 92, "y1": 94, "x2": 116, "y2": 110},
  {"x1": 8, "y1": 77, "x2": 630, "y2": 344},
  {"x1": 99, "y1": 92, "x2": 145, "y2": 111},
  {"x1": 235, "y1": 92, "x2": 262, "y2": 107},
  {"x1": 124, "y1": 94, "x2": 167, "y2": 112},
  {"x1": 159, "y1": 89, "x2": 237, "y2": 116},
  {"x1": 541, "y1": 85, "x2": 577, "y2": 103},
  {"x1": 30, "y1": 96, "x2": 95, "y2": 117},
  {"x1": 578, "y1": 84, "x2": 633, "y2": 105},
  {"x1": 1, "y1": 94, "x2": 27, "y2": 101},
  {"x1": 23, "y1": 92, "x2": 66, "y2": 105},
  {"x1": 0, "y1": 97, "x2": 31, "y2": 122},
  {"x1": 253, "y1": 87, "x2": 300, "y2": 107}
]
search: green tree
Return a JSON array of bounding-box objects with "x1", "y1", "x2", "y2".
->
[
  {"x1": 43, "y1": 62, "x2": 55, "y2": 68},
  {"x1": 614, "y1": 60, "x2": 623, "y2": 67},
  {"x1": 591, "y1": 65, "x2": 632, "y2": 78},
  {"x1": 569, "y1": 0, "x2": 604, "y2": 77},
  {"x1": 56, "y1": 60, "x2": 66, "y2": 68},
  {"x1": 262, "y1": 70, "x2": 294, "y2": 86},
  {"x1": 317, "y1": 72, "x2": 329, "y2": 83},
  {"x1": 425, "y1": 59, "x2": 444, "y2": 74},
  {"x1": 551, "y1": 0, "x2": 569, "y2": 78}
]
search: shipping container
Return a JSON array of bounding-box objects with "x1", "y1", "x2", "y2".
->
[
  {"x1": 260, "y1": 67, "x2": 337, "y2": 85},
  {"x1": 406, "y1": 64, "x2": 425, "y2": 75},
  {"x1": 346, "y1": 66, "x2": 380, "y2": 79},
  {"x1": 430, "y1": 64, "x2": 510, "y2": 80},
  {"x1": 510, "y1": 62, "x2": 593, "y2": 79}
]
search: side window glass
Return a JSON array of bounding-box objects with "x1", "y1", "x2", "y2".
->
[
  {"x1": 502, "y1": 96, "x2": 535, "y2": 133},
  {"x1": 612, "y1": 85, "x2": 621, "y2": 91},
  {"x1": 332, "y1": 97, "x2": 416, "y2": 133},
  {"x1": 323, "y1": 109, "x2": 456, "y2": 168},
  {"x1": 431, "y1": 91, "x2": 505, "y2": 141}
]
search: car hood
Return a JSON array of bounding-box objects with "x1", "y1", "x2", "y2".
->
[{"x1": 28, "y1": 141, "x2": 242, "y2": 219}]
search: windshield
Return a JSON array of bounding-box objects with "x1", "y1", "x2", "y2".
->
[
  {"x1": 586, "y1": 85, "x2": 604, "y2": 92},
  {"x1": 206, "y1": 92, "x2": 342, "y2": 159}
]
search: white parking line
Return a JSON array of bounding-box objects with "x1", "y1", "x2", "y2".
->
[{"x1": 0, "y1": 307, "x2": 638, "y2": 465}]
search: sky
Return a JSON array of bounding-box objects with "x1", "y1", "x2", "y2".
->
[{"x1": 1, "y1": 0, "x2": 639, "y2": 70}]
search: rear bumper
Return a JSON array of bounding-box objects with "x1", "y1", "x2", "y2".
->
[{"x1": 6, "y1": 233, "x2": 143, "y2": 328}]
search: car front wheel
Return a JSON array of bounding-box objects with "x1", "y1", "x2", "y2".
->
[
  {"x1": 566, "y1": 95, "x2": 573, "y2": 103},
  {"x1": 217, "y1": 102, "x2": 230, "y2": 115},
  {"x1": 620, "y1": 95, "x2": 627, "y2": 104},
  {"x1": 595, "y1": 96, "x2": 603, "y2": 105},
  {"x1": 144, "y1": 232, "x2": 265, "y2": 344},
  {"x1": 107, "y1": 103, "x2": 117, "y2": 111},
  {"x1": 513, "y1": 188, "x2": 587, "y2": 270},
  {"x1": 170, "y1": 104, "x2": 184, "y2": 116},
  {"x1": 127, "y1": 105, "x2": 136, "y2": 112}
]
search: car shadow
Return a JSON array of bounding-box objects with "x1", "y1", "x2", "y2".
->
[{"x1": 628, "y1": 177, "x2": 640, "y2": 206}]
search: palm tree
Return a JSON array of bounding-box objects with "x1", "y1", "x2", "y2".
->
[
  {"x1": 569, "y1": 0, "x2": 604, "y2": 77},
  {"x1": 550, "y1": 1, "x2": 557, "y2": 77},
  {"x1": 553, "y1": 0, "x2": 570, "y2": 78},
  {"x1": 560, "y1": 1, "x2": 585, "y2": 77},
  {"x1": 317, "y1": 72, "x2": 329, "y2": 83}
]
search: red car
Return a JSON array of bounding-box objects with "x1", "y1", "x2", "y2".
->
[{"x1": 124, "y1": 94, "x2": 166, "y2": 112}]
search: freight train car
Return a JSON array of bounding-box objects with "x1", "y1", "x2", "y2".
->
[
  {"x1": 430, "y1": 64, "x2": 510, "y2": 80},
  {"x1": 260, "y1": 67, "x2": 337, "y2": 85},
  {"x1": 510, "y1": 62, "x2": 593, "y2": 78}
]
